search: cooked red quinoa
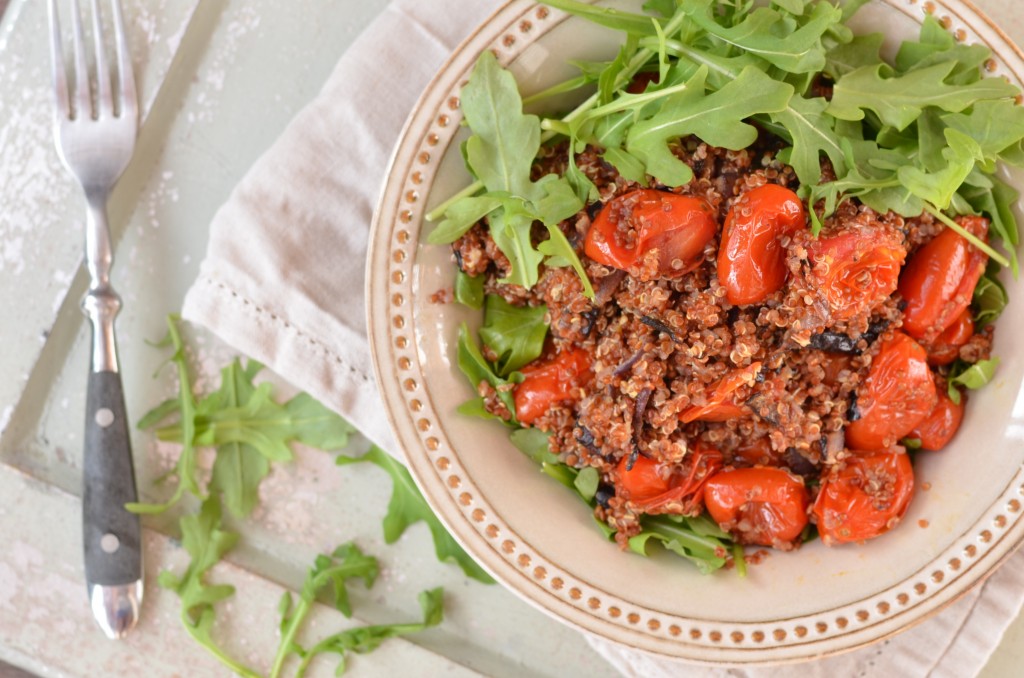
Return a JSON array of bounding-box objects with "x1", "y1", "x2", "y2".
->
[{"x1": 452, "y1": 136, "x2": 993, "y2": 551}]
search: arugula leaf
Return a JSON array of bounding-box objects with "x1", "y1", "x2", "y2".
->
[
  {"x1": 941, "y1": 100, "x2": 1024, "y2": 171},
  {"x1": 824, "y1": 32, "x2": 884, "y2": 80},
  {"x1": 128, "y1": 315, "x2": 200, "y2": 514},
  {"x1": 454, "y1": 271, "x2": 485, "y2": 310},
  {"x1": 337, "y1": 446, "x2": 495, "y2": 584},
  {"x1": 462, "y1": 53, "x2": 542, "y2": 199},
  {"x1": 626, "y1": 65, "x2": 793, "y2": 186},
  {"x1": 434, "y1": 51, "x2": 589, "y2": 293},
  {"x1": 828, "y1": 61, "x2": 1018, "y2": 131},
  {"x1": 948, "y1": 357, "x2": 1000, "y2": 404},
  {"x1": 973, "y1": 272, "x2": 1008, "y2": 325},
  {"x1": 770, "y1": 95, "x2": 846, "y2": 184},
  {"x1": 628, "y1": 514, "x2": 731, "y2": 575},
  {"x1": 681, "y1": 0, "x2": 841, "y2": 74},
  {"x1": 573, "y1": 467, "x2": 600, "y2": 502},
  {"x1": 270, "y1": 543, "x2": 379, "y2": 678},
  {"x1": 479, "y1": 295, "x2": 548, "y2": 377},
  {"x1": 132, "y1": 316, "x2": 356, "y2": 518},
  {"x1": 292, "y1": 588, "x2": 445, "y2": 678},
  {"x1": 898, "y1": 128, "x2": 983, "y2": 210},
  {"x1": 158, "y1": 498, "x2": 260, "y2": 678},
  {"x1": 540, "y1": 0, "x2": 660, "y2": 36},
  {"x1": 455, "y1": 322, "x2": 519, "y2": 423},
  {"x1": 426, "y1": 196, "x2": 503, "y2": 245},
  {"x1": 509, "y1": 427, "x2": 561, "y2": 465}
]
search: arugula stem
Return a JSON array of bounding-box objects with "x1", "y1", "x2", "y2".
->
[
  {"x1": 540, "y1": 119, "x2": 573, "y2": 136},
  {"x1": 425, "y1": 7, "x2": 691, "y2": 223},
  {"x1": 582, "y1": 81, "x2": 691, "y2": 120},
  {"x1": 270, "y1": 597, "x2": 312, "y2": 678},
  {"x1": 184, "y1": 621, "x2": 262, "y2": 678},
  {"x1": 646, "y1": 37, "x2": 741, "y2": 81},
  {"x1": 732, "y1": 543, "x2": 747, "y2": 578},
  {"x1": 923, "y1": 202, "x2": 1011, "y2": 268},
  {"x1": 521, "y1": 75, "x2": 591, "y2": 105}
]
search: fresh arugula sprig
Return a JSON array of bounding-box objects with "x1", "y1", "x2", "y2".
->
[
  {"x1": 157, "y1": 497, "x2": 259, "y2": 678},
  {"x1": 129, "y1": 317, "x2": 356, "y2": 516},
  {"x1": 271, "y1": 544, "x2": 444, "y2": 678},
  {"x1": 338, "y1": 446, "x2": 495, "y2": 584},
  {"x1": 289, "y1": 588, "x2": 445, "y2": 678},
  {"x1": 136, "y1": 316, "x2": 487, "y2": 674},
  {"x1": 159, "y1": 493, "x2": 443, "y2": 678},
  {"x1": 948, "y1": 357, "x2": 1000, "y2": 404}
]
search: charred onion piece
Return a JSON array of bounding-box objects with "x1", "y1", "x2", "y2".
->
[{"x1": 640, "y1": 315, "x2": 679, "y2": 342}]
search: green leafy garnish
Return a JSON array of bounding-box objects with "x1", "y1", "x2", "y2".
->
[
  {"x1": 625, "y1": 65, "x2": 793, "y2": 186},
  {"x1": 337, "y1": 446, "x2": 495, "y2": 584},
  {"x1": 479, "y1": 295, "x2": 549, "y2": 376},
  {"x1": 455, "y1": 322, "x2": 520, "y2": 423},
  {"x1": 948, "y1": 357, "x2": 1001, "y2": 404},
  {"x1": 427, "y1": 51, "x2": 588, "y2": 294},
  {"x1": 131, "y1": 327, "x2": 355, "y2": 517},
  {"x1": 157, "y1": 497, "x2": 258, "y2": 678},
  {"x1": 454, "y1": 271, "x2": 485, "y2": 310},
  {"x1": 628, "y1": 515, "x2": 732, "y2": 575},
  {"x1": 289, "y1": 588, "x2": 445, "y2": 678},
  {"x1": 973, "y1": 272, "x2": 1008, "y2": 325},
  {"x1": 272, "y1": 544, "x2": 439, "y2": 678}
]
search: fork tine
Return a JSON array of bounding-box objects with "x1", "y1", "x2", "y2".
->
[
  {"x1": 48, "y1": 0, "x2": 71, "y2": 122},
  {"x1": 110, "y1": 0, "x2": 136, "y2": 122},
  {"x1": 89, "y1": 0, "x2": 113, "y2": 116},
  {"x1": 69, "y1": 0, "x2": 91, "y2": 119}
]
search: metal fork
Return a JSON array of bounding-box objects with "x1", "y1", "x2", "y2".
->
[{"x1": 48, "y1": 0, "x2": 142, "y2": 639}]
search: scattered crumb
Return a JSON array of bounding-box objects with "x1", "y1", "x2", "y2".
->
[
  {"x1": 430, "y1": 287, "x2": 454, "y2": 304},
  {"x1": 918, "y1": 519, "x2": 930, "y2": 529}
]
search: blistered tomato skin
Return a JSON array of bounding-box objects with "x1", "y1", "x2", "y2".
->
[
  {"x1": 899, "y1": 216, "x2": 989, "y2": 341},
  {"x1": 717, "y1": 184, "x2": 805, "y2": 306},
  {"x1": 808, "y1": 225, "x2": 907, "y2": 321},
  {"x1": 680, "y1": 361, "x2": 762, "y2": 423},
  {"x1": 584, "y1": 190, "x2": 717, "y2": 276},
  {"x1": 513, "y1": 348, "x2": 592, "y2": 425},
  {"x1": 926, "y1": 310, "x2": 975, "y2": 366},
  {"x1": 703, "y1": 467, "x2": 810, "y2": 548},
  {"x1": 845, "y1": 332, "x2": 938, "y2": 450},
  {"x1": 909, "y1": 389, "x2": 966, "y2": 451},
  {"x1": 616, "y1": 445, "x2": 723, "y2": 513},
  {"x1": 813, "y1": 451, "x2": 915, "y2": 545}
]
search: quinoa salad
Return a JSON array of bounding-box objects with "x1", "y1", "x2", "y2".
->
[{"x1": 427, "y1": 0, "x2": 1024, "y2": 572}]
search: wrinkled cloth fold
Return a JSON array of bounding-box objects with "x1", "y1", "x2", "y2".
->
[{"x1": 182, "y1": 0, "x2": 1024, "y2": 674}]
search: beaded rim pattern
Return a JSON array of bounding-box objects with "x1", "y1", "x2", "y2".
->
[{"x1": 367, "y1": 0, "x2": 1024, "y2": 664}]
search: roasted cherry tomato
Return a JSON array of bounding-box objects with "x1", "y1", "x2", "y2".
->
[
  {"x1": 616, "y1": 444, "x2": 723, "y2": 513},
  {"x1": 813, "y1": 451, "x2": 915, "y2": 545},
  {"x1": 680, "y1": 361, "x2": 762, "y2": 423},
  {"x1": 732, "y1": 437, "x2": 783, "y2": 467},
  {"x1": 926, "y1": 310, "x2": 974, "y2": 366},
  {"x1": 845, "y1": 332, "x2": 937, "y2": 450},
  {"x1": 807, "y1": 225, "x2": 906, "y2": 321},
  {"x1": 584, "y1": 190, "x2": 717, "y2": 277},
  {"x1": 703, "y1": 467, "x2": 810, "y2": 548},
  {"x1": 513, "y1": 348, "x2": 592, "y2": 425},
  {"x1": 717, "y1": 184, "x2": 805, "y2": 305},
  {"x1": 908, "y1": 389, "x2": 965, "y2": 451},
  {"x1": 899, "y1": 216, "x2": 988, "y2": 341}
]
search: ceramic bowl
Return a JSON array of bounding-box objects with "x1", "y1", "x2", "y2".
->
[{"x1": 367, "y1": 0, "x2": 1024, "y2": 663}]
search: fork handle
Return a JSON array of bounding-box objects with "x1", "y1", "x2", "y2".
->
[
  {"x1": 81, "y1": 197, "x2": 143, "y2": 638},
  {"x1": 83, "y1": 364, "x2": 142, "y2": 576}
]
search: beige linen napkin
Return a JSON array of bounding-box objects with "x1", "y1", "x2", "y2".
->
[{"x1": 182, "y1": 0, "x2": 1024, "y2": 675}]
